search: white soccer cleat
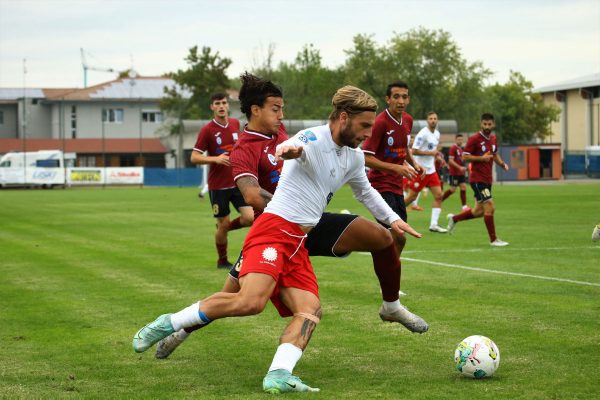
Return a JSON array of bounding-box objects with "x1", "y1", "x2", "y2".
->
[
  {"x1": 429, "y1": 224, "x2": 448, "y2": 233},
  {"x1": 379, "y1": 304, "x2": 429, "y2": 334},
  {"x1": 447, "y1": 214, "x2": 456, "y2": 234},
  {"x1": 592, "y1": 224, "x2": 600, "y2": 242},
  {"x1": 155, "y1": 329, "x2": 189, "y2": 359},
  {"x1": 490, "y1": 239, "x2": 509, "y2": 247}
]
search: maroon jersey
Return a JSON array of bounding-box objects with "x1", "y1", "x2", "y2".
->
[
  {"x1": 193, "y1": 118, "x2": 241, "y2": 190},
  {"x1": 230, "y1": 125, "x2": 287, "y2": 214},
  {"x1": 448, "y1": 144, "x2": 465, "y2": 176},
  {"x1": 362, "y1": 109, "x2": 413, "y2": 195},
  {"x1": 463, "y1": 131, "x2": 497, "y2": 184}
]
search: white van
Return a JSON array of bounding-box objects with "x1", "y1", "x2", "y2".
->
[{"x1": 0, "y1": 150, "x2": 76, "y2": 188}]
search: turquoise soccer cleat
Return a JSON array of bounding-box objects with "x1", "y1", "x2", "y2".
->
[
  {"x1": 132, "y1": 313, "x2": 175, "y2": 353},
  {"x1": 263, "y1": 369, "x2": 320, "y2": 394}
]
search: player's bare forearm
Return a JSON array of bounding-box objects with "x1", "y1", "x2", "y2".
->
[
  {"x1": 493, "y1": 154, "x2": 509, "y2": 171},
  {"x1": 449, "y1": 159, "x2": 462, "y2": 170},
  {"x1": 236, "y1": 176, "x2": 272, "y2": 211}
]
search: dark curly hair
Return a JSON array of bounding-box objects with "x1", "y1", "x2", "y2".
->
[{"x1": 239, "y1": 72, "x2": 283, "y2": 120}]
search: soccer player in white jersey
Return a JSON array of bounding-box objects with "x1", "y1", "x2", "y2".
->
[
  {"x1": 132, "y1": 85, "x2": 422, "y2": 394},
  {"x1": 404, "y1": 111, "x2": 448, "y2": 233}
]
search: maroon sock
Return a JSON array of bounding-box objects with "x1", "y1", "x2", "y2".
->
[
  {"x1": 371, "y1": 244, "x2": 401, "y2": 302},
  {"x1": 442, "y1": 189, "x2": 453, "y2": 201},
  {"x1": 453, "y1": 209, "x2": 475, "y2": 222},
  {"x1": 484, "y1": 215, "x2": 497, "y2": 242},
  {"x1": 228, "y1": 217, "x2": 243, "y2": 231},
  {"x1": 216, "y1": 242, "x2": 228, "y2": 262},
  {"x1": 460, "y1": 190, "x2": 467, "y2": 206}
]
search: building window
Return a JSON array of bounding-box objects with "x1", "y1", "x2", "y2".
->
[
  {"x1": 71, "y1": 105, "x2": 77, "y2": 138},
  {"x1": 142, "y1": 111, "x2": 163, "y2": 123},
  {"x1": 102, "y1": 108, "x2": 124, "y2": 123},
  {"x1": 120, "y1": 155, "x2": 136, "y2": 166},
  {"x1": 78, "y1": 155, "x2": 96, "y2": 167}
]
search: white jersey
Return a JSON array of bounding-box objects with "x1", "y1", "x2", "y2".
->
[
  {"x1": 412, "y1": 127, "x2": 440, "y2": 174},
  {"x1": 265, "y1": 124, "x2": 400, "y2": 227}
]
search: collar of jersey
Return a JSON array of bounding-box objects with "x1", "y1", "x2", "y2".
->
[
  {"x1": 244, "y1": 128, "x2": 273, "y2": 139},
  {"x1": 385, "y1": 109, "x2": 403, "y2": 126},
  {"x1": 212, "y1": 119, "x2": 229, "y2": 129}
]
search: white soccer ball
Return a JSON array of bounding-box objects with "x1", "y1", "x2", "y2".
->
[
  {"x1": 454, "y1": 335, "x2": 500, "y2": 378},
  {"x1": 340, "y1": 209, "x2": 351, "y2": 214}
]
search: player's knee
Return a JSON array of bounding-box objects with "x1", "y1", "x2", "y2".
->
[
  {"x1": 236, "y1": 295, "x2": 268, "y2": 315},
  {"x1": 373, "y1": 224, "x2": 393, "y2": 248}
]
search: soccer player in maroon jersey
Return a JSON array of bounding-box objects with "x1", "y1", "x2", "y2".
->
[
  {"x1": 191, "y1": 93, "x2": 254, "y2": 268},
  {"x1": 144, "y1": 76, "x2": 428, "y2": 376},
  {"x1": 447, "y1": 113, "x2": 510, "y2": 246},
  {"x1": 362, "y1": 81, "x2": 424, "y2": 254},
  {"x1": 133, "y1": 78, "x2": 426, "y2": 393},
  {"x1": 442, "y1": 134, "x2": 469, "y2": 210}
]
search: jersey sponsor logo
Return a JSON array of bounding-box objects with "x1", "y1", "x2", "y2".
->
[
  {"x1": 330, "y1": 168, "x2": 336, "y2": 178},
  {"x1": 428, "y1": 143, "x2": 434, "y2": 150},
  {"x1": 264, "y1": 146, "x2": 270, "y2": 153},
  {"x1": 387, "y1": 137, "x2": 394, "y2": 146},
  {"x1": 232, "y1": 133, "x2": 238, "y2": 141},
  {"x1": 297, "y1": 134, "x2": 308, "y2": 143},
  {"x1": 305, "y1": 131, "x2": 317, "y2": 141},
  {"x1": 386, "y1": 129, "x2": 395, "y2": 135},
  {"x1": 267, "y1": 153, "x2": 278, "y2": 166},
  {"x1": 384, "y1": 147, "x2": 407, "y2": 159},
  {"x1": 269, "y1": 170, "x2": 280, "y2": 184},
  {"x1": 326, "y1": 192, "x2": 333, "y2": 204}
]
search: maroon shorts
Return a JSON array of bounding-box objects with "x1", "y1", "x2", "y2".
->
[
  {"x1": 407, "y1": 172, "x2": 441, "y2": 193},
  {"x1": 239, "y1": 213, "x2": 319, "y2": 317}
]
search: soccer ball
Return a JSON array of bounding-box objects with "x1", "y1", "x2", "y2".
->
[
  {"x1": 454, "y1": 335, "x2": 500, "y2": 378},
  {"x1": 340, "y1": 209, "x2": 351, "y2": 214}
]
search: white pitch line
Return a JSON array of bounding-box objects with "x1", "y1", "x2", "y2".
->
[
  {"x1": 402, "y1": 257, "x2": 600, "y2": 287},
  {"x1": 402, "y1": 246, "x2": 599, "y2": 254}
]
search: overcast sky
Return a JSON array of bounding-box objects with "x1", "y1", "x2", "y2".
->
[{"x1": 0, "y1": 0, "x2": 599, "y2": 90}]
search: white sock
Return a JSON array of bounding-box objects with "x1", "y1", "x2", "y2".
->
[
  {"x1": 170, "y1": 302, "x2": 202, "y2": 331},
  {"x1": 382, "y1": 299, "x2": 401, "y2": 313},
  {"x1": 431, "y1": 207, "x2": 441, "y2": 227},
  {"x1": 268, "y1": 343, "x2": 303, "y2": 373}
]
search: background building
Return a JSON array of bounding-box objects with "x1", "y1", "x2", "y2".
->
[{"x1": 534, "y1": 73, "x2": 600, "y2": 175}]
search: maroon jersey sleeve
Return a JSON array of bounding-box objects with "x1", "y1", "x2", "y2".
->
[
  {"x1": 362, "y1": 118, "x2": 385, "y2": 154},
  {"x1": 193, "y1": 125, "x2": 210, "y2": 153},
  {"x1": 463, "y1": 135, "x2": 477, "y2": 155},
  {"x1": 230, "y1": 141, "x2": 260, "y2": 182}
]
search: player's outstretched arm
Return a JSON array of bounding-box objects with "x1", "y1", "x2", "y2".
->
[
  {"x1": 236, "y1": 176, "x2": 273, "y2": 211},
  {"x1": 390, "y1": 219, "x2": 422, "y2": 239}
]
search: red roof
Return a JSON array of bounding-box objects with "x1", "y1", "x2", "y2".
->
[{"x1": 0, "y1": 138, "x2": 167, "y2": 154}]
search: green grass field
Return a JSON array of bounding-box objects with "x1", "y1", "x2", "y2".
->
[{"x1": 1, "y1": 182, "x2": 599, "y2": 399}]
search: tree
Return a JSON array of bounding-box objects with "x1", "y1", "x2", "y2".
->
[
  {"x1": 343, "y1": 28, "x2": 491, "y2": 131},
  {"x1": 160, "y1": 46, "x2": 232, "y2": 125},
  {"x1": 253, "y1": 44, "x2": 344, "y2": 119},
  {"x1": 484, "y1": 71, "x2": 560, "y2": 143}
]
